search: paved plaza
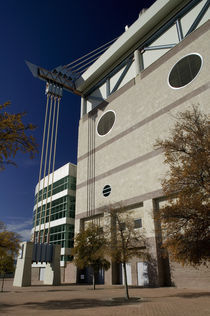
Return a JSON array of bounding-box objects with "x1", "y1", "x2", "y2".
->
[{"x1": 0, "y1": 279, "x2": 210, "y2": 316}]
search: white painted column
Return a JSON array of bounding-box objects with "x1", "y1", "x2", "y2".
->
[
  {"x1": 13, "y1": 242, "x2": 33, "y2": 287},
  {"x1": 122, "y1": 263, "x2": 132, "y2": 285},
  {"x1": 44, "y1": 244, "x2": 61, "y2": 285},
  {"x1": 134, "y1": 49, "x2": 141, "y2": 76},
  {"x1": 80, "y1": 97, "x2": 86, "y2": 118},
  {"x1": 106, "y1": 78, "x2": 110, "y2": 98}
]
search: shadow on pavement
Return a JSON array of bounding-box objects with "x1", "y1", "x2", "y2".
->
[
  {"x1": 140, "y1": 291, "x2": 210, "y2": 299},
  {"x1": 0, "y1": 298, "x2": 144, "y2": 312},
  {"x1": 171, "y1": 292, "x2": 210, "y2": 299}
]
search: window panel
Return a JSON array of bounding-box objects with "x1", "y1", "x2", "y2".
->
[{"x1": 134, "y1": 219, "x2": 142, "y2": 229}]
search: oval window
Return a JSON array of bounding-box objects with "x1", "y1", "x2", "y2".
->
[
  {"x1": 103, "y1": 185, "x2": 111, "y2": 197},
  {"x1": 168, "y1": 53, "x2": 202, "y2": 89},
  {"x1": 97, "y1": 111, "x2": 115, "y2": 136}
]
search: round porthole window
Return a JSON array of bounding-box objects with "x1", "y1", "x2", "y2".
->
[
  {"x1": 97, "y1": 111, "x2": 115, "y2": 136},
  {"x1": 168, "y1": 53, "x2": 202, "y2": 89},
  {"x1": 103, "y1": 185, "x2": 111, "y2": 197}
]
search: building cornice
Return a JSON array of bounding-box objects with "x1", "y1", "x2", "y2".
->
[{"x1": 75, "y1": 0, "x2": 192, "y2": 93}]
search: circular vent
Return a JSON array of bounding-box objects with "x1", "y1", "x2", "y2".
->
[
  {"x1": 97, "y1": 111, "x2": 115, "y2": 136},
  {"x1": 168, "y1": 53, "x2": 202, "y2": 89},
  {"x1": 103, "y1": 185, "x2": 111, "y2": 197}
]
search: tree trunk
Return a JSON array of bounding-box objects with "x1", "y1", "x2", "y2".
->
[
  {"x1": 123, "y1": 261, "x2": 129, "y2": 300},
  {"x1": 93, "y1": 271, "x2": 96, "y2": 290},
  {"x1": 1, "y1": 274, "x2": 5, "y2": 292}
]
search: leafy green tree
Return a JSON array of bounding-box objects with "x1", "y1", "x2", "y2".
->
[
  {"x1": 154, "y1": 106, "x2": 209, "y2": 266},
  {"x1": 0, "y1": 255, "x2": 15, "y2": 292},
  {"x1": 72, "y1": 224, "x2": 110, "y2": 290},
  {"x1": 0, "y1": 101, "x2": 37, "y2": 170},
  {"x1": 105, "y1": 206, "x2": 147, "y2": 300},
  {"x1": 0, "y1": 222, "x2": 20, "y2": 291}
]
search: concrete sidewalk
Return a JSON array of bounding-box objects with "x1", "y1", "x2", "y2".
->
[{"x1": 0, "y1": 279, "x2": 210, "y2": 316}]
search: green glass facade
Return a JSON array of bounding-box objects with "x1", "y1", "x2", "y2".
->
[
  {"x1": 33, "y1": 173, "x2": 76, "y2": 262},
  {"x1": 33, "y1": 195, "x2": 75, "y2": 226},
  {"x1": 35, "y1": 175, "x2": 76, "y2": 204},
  {"x1": 36, "y1": 224, "x2": 74, "y2": 248}
]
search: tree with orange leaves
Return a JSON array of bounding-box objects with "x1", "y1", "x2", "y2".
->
[
  {"x1": 0, "y1": 101, "x2": 37, "y2": 170},
  {"x1": 154, "y1": 106, "x2": 209, "y2": 266},
  {"x1": 0, "y1": 222, "x2": 20, "y2": 291}
]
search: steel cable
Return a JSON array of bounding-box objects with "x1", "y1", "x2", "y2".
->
[
  {"x1": 63, "y1": 36, "x2": 118, "y2": 69},
  {"x1": 42, "y1": 96, "x2": 57, "y2": 243},
  {"x1": 38, "y1": 95, "x2": 53, "y2": 242},
  {"x1": 47, "y1": 96, "x2": 60, "y2": 243},
  {"x1": 33, "y1": 94, "x2": 50, "y2": 242}
]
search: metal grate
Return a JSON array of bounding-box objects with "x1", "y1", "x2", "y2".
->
[
  {"x1": 103, "y1": 185, "x2": 111, "y2": 197},
  {"x1": 168, "y1": 53, "x2": 202, "y2": 88},
  {"x1": 97, "y1": 111, "x2": 115, "y2": 136}
]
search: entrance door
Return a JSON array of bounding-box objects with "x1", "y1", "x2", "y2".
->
[
  {"x1": 96, "y1": 267, "x2": 104, "y2": 284},
  {"x1": 122, "y1": 263, "x2": 132, "y2": 285},
  {"x1": 137, "y1": 262, "x2": 149, "y2": 286}
]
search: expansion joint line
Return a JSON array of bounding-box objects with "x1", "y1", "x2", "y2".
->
[
  {"x1": 87, "y1": 116, "x2": 90, "y2": 217},
  {"x1": 87, "y1": 114, "x2": 96, "y2": 218}
]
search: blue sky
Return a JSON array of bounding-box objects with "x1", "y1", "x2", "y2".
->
[{"x1": 0, "y1": 0, "x2": 156, "y2": 240}]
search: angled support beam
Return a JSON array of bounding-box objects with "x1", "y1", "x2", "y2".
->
[
  {"x1": 84, "y1": 56, "x2": 132, "y2": 97},
  {"x1": 111, "y1": 58, "x2": 133, "y2": 94},
  {"x1": 84, "y1": 0, "x2": 201, "y2": 100},
  {"x1": 88, "y1": 96, "x2": 104, "y2": 102},
  {"x1": 186, "y1": 0, "x2": 210, "y2": 37},
  {"x1": 175, "y1": 19, "x2": 184, "y2": 41},
  {"x1": 144, "y1": 44, "x2": 177, "y2": 51},
  {"x1": 140, "y1": 0, "x2": 201, "y2": 50}
]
